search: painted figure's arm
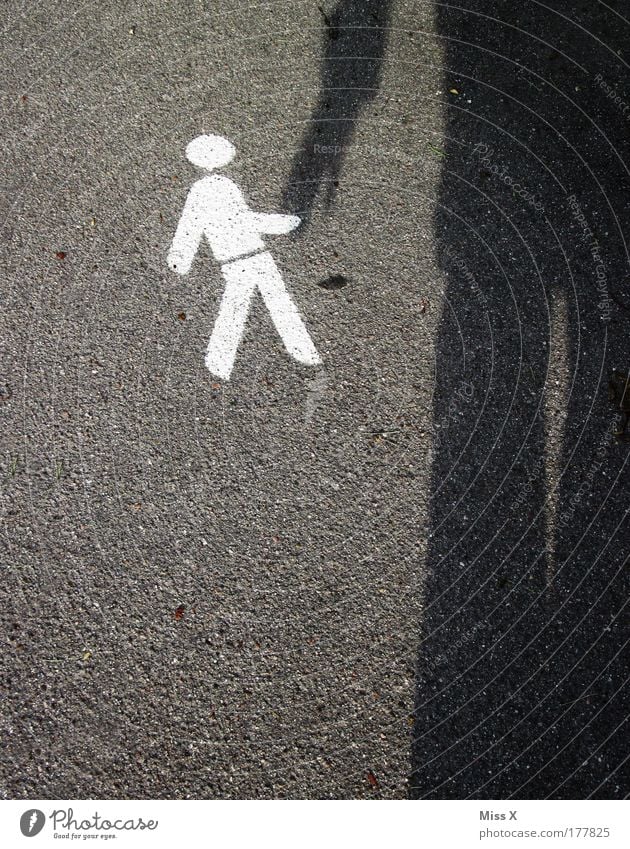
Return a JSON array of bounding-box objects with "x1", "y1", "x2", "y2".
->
[
  {"x1": 253, "y1": 213, "x2": 301, "y2": 235},
  {"x1": 167, "y1": 188, "x2": 205, "y2": 275}
]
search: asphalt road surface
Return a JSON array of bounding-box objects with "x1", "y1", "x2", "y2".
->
[{"x1": 1, "y1": 0, "x2": 628, "y2": 800}]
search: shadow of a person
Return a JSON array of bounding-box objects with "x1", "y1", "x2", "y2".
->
[
  {"x1": 411, "y1": 0, "x2": 630, "y2": 799},
  {"x1": 282, "y1": 0, "x2": 392, "y2": 227}
]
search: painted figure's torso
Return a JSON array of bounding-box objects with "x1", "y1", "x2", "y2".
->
[{"x1": 187, "y1": 174, "x2": 267, "y2": 264}]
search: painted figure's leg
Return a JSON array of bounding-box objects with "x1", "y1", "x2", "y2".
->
[
  {"x1": 206, "y1": 261, "x2": 258, "y2": 380},
  {"x1": 252, "y1": 252, "x2": 322, "y2": 367}
]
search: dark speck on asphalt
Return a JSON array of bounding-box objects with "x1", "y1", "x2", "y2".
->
[{"x1": 318, "y1": 274, "x2": 348, "y2": 290}]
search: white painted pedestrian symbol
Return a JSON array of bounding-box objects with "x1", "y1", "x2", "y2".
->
[{"x1": 167, "y1": 134, "x2": 322, "y2": 380}]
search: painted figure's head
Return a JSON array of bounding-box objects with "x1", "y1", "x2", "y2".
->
[{"x1": 186, "y1": 135, "x2": 236, "y2": 171}]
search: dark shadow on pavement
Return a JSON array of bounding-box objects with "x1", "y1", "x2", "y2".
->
[
  {"x1": 411, "y1": 0, "x2": 630, "y2": 799},
  {"x1": 282, "y1": 0, "x2": 392, "y2": 228}
]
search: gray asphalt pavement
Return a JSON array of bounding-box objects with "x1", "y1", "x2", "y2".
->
[{"x1": 0, "y1": 0, "x2": 628, "y2": 800}]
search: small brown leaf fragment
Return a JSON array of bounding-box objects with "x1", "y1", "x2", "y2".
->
[
  {"x1": 366, "y1": 770, "x2": 379, "y2": 789},
  {"x1": 177, "y1": 312, "x2": 186, "y2": 321},
  {"x1": 21, "y1": 94, "x2": 28, "y2": 103},
  {"x1": 211, "y1": 382, "x2": 221, "y2": 390},
  {"x1": 174, "y1": 604, "x2": 185, "y2": 621},
  {"x1": 55, "y1": 251, "x2": 67, "y2": 260}
]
